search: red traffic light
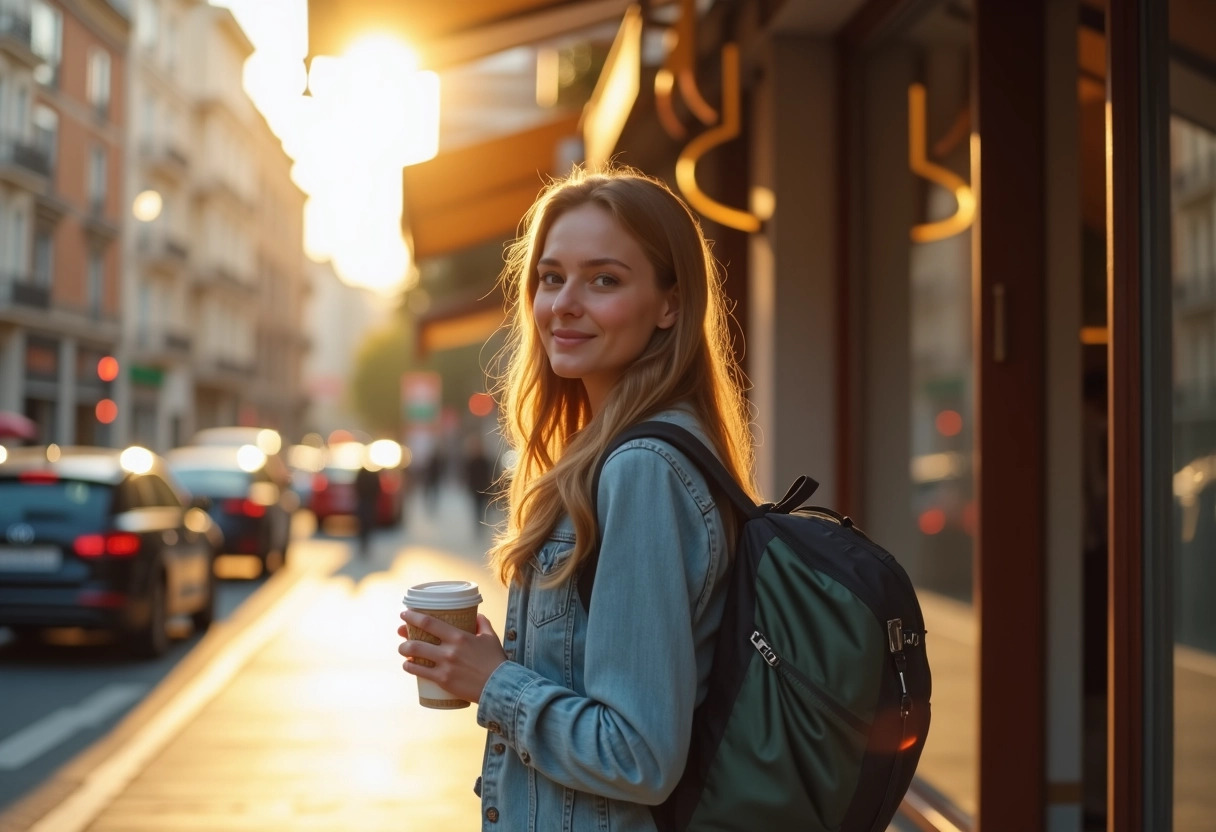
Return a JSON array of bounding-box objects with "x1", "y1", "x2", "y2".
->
[{"x1": 97, "y1": 356, "x2": 119, "y2": 382}]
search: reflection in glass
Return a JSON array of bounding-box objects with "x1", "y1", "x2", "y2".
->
[
  {"x1": 1171, "y1": 114, "x2": 1216, "y2": 831},
  {"x1": 859, "y1": 0, "x2": 974, "y2": 817}
]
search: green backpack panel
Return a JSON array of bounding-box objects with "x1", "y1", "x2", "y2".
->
[{"x1": 583, "y1": 422, "x2": 932, "y2": 832}]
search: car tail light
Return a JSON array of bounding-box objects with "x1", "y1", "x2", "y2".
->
[
  {"x1": 74, "y1": 532, "x2": 141, "y2": 558},
  {"x1": 222, "y1": 498, "x2": 266, "y2": 518},
  {"x1": 312, "y1": 473, "x2": 328, "y2": 492},
  {"x1": 19, "y1": 470, "x2": 59, "y2": 484}
]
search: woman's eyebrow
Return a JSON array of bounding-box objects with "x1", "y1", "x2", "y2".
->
[{"x1": 537, "y1": 256, "x2": 633, "y2": 271}]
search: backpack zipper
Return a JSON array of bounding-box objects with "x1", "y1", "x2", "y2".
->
[{"x1": 750, "y1": 631, "x2": 870, "y2": 736}]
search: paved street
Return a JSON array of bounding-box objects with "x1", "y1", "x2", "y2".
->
[{"x1": 1, "y1": 485, "x2": 506, "y2": 832}]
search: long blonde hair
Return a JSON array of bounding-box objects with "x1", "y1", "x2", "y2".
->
[{"x1": 489, "y1": 166, "x2": 757, "y2": 587}]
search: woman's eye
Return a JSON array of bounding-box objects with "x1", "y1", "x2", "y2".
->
[
  {"x1": 539, "y1": 272, "x2": 563, "y2": 286},
  {"x1": 592, "y1": 274, "x2": 618, "y2": 287}
]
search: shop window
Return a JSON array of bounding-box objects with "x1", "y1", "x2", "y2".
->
[{"x1": 857, "y1": 0, "x2": 975, "y2": 818}]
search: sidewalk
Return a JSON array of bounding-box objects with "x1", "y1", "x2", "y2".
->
[{"x1": 3, "y1": 485, "x2": 507, "y2": 832}]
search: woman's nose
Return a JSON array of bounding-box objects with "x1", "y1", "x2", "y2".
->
[{"x1": 550, "y1": 283, "x2": 581, "y2": 317}]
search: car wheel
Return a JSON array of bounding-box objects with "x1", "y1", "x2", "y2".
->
[
  {"x1": 190, "y1": 555, "x2": 217, "y2": 632},
  {"x1": 129, "y1": 568, "x2": 169, "y2": 658}
]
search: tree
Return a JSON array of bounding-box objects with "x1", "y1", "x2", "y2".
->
[{"x1": 349, "y1": 321, "x2": 413, "y2": 436}]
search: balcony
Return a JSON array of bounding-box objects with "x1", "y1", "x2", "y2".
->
[
  {"x1": 141, "y1": 138, "x2": 190, "y2": 181},
  {"x1": 196, "y1": 261, "x2": 256, "y2": 294},
  {"x1": 134, "y1": 326, "x2": 193, "y2": 358},
  {"x1": 83, "y1": 198, "x2": 120, "y2": 242},
  {"x1": 0, "y1": 137, "x2": 52, "y2": 191},
  {"x1": 0, "y1": 273, "x2": 51, "y2": 314},
  {"x1": 0, "y1": 10, "x2": 39, "y2": 68},
  {"x1": 138, "y1": 228, "x2": 191, "y2": 273}
]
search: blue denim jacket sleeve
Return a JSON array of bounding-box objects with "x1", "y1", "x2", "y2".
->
[{"x1": 475, "y1": 435, "x2": 725, "y2": 805}]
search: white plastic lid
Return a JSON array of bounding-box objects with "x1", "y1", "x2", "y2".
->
[{"x1": 403, "y1": 580, "x2": 482, "y2": 610}]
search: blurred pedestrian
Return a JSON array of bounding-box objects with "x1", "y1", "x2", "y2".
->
[
  {"x1": 354, "y1": 463, "x2": 381, "y2": 556},
  {"x1": 422, "y1": 447, "x2": 445, "y2": 511},
  {"x1": 463, "y1": 434, "x2": 494, "y2": 529},
  {"x1": 398, "y1": 166, "x2": 758, "y2": 829}
]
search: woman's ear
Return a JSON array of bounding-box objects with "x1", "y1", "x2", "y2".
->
[{"x1": 657, "y1": 287, "x2": 679, "y2": 330}]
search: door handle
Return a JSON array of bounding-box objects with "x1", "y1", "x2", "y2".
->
[{"x1": 992, "y1": 283, "x2": 1007, "y2": 363}]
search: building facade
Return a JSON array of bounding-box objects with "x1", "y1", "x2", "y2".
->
[
  {"x1": 0, "y1": 0, "x2": 127, "y2": 446},
  {"x1": 119, "y1": 0, "x2": 310, "y2": 451}
]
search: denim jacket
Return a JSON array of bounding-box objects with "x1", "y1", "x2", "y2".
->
[{"x1": 475, "y1": 409, "x2": 731, "y2": 831}]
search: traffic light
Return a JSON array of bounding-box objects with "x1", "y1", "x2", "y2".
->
[{"x1": 96, "y1": 355, "x2": 118, "y2": 424}]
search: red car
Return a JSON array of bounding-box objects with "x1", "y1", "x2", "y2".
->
[{"x1": 309, "y1": 441, "x2": 407, "y2": 527}]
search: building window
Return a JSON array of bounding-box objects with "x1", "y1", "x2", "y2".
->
[
  {"x1": 88, "y1": 145, "x2": 107, "y2": 214},
  {"x1": 87, "y1": 49, "x2": 111, "y2": 120},
  {"x1": 30, "y1": 1, "x2": 62, "y2": 89},
  {"x1": 33, "y1": 229, "x2": 53, "y2": 287},
  {"x1": 87, "y1": 251, "x2": 103, "y2": 316},
  {"x1": 8, "y1": 209, "x2": 26, "y2": 278},
  {"x1": 32, "y1": 105, "x2": 57, "y2": 174},
  {"x1": 135, "y1": 0, "x2": 158, "y2": 50}
]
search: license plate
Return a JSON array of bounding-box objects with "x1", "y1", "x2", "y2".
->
[{"x1": 0, "y1": 546, "x2": 62, "y2": 573}]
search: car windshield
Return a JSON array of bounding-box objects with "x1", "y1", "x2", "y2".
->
[
  {"x1": 322, "y1": 467, "x2": 357, "y2": 485},
  {"x1": 0, "y1": 478, "x2": 112, "y2": 526},
  {"x1": 171, "y1": 469, "x2": 251, "y2": 498}
]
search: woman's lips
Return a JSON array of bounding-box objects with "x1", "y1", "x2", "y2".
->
[{"x1": 551, "y1": 329, "x2": 593, "y2": 347}]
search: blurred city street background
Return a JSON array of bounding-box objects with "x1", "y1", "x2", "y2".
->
[
  {"x1": 1, "y1": 483, "x2": 508, "y2": 832},
  {"x1": 2, "y1": 0, "x2": 1215, "y2": 829}
]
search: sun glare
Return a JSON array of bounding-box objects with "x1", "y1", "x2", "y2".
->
[{"x1": 287, "y1": 34, "x2": 438, "y2": 294}]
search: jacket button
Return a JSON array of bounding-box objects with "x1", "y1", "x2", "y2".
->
[
  {"x1": 505, "y1": 628, "x2": 517, "y2": 641},
  {"x1": 504, "y1": 649, "x2": 515, "y2": 660},
  {"x1": 493, "y1": 743, "x2": 505, "y2": 753},
  {"x1": 486, "y1": 807, "x2": 500, "y2": 822},
  {"x1": 487, "y1": 721, "x2": 502, "y2": 734},
  {"x1": 519, "y1": 751, "x2": 530, "y2": 764}
]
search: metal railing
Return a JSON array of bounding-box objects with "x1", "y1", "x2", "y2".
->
[
  {"x1": 0, "y1": 273, "x2": 50, "y2": 310},
  {"x1": 0, "y1": 9, "x2": 33, "y2": 50},
  {"x1": 0, "y1": 136, "x2": 52, "y2": 178}
]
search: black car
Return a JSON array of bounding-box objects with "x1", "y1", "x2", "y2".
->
[
  {"x1": 165, "y1": 444, "x2": 295, "y2": 573},
  {"x1": 0, "y1": 445, "x2": 219, "y2": 657}
]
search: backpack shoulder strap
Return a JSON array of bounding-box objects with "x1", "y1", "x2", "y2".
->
[{"x1": 577, "y1": 421, "x2": 761, "y2": 612}]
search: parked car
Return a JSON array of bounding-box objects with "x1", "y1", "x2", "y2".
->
[
  {"x1": 189, "y1": 426, "x2": 293, "y2": 491},
  {"x1": 165, "y1": 444, "x2": 295, "y2": 573},
  {"x1": 0, "y1": 445, "x2": 219, "y2": 657},
  {"x1": 285, "y1": 442, "x2": 326, "y2": 508},
  {"x1": 310, "y1": 440, "x2": 408, "y2": 527}
]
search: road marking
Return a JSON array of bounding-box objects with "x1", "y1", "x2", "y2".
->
[
  {"x1": 28, "y1": 570, "x2": 327, "y2": 832},
  {"x1": 0, "y1": 684, "x2": 147, "y2": 770}
]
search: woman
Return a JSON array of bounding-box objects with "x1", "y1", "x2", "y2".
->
[{"x1": 398, "y1": 166, "x2": 759, "y2": 830}]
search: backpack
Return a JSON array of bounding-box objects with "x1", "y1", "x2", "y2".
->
[{"x1": 579, "y1": 421, "x2": 932, "y2": 832}]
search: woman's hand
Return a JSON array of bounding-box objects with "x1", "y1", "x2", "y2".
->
[{"x1": 398, "y1": 611, "x2": 508, "y2": 704}]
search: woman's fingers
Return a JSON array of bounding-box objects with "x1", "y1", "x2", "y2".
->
[{"x1": 400, "y1": 608, "x2": 465, "y2": 641}]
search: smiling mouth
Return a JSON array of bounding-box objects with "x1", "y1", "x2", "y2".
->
[{"x1": 551, "y1": 330, "x2": 593, "y2": 346}]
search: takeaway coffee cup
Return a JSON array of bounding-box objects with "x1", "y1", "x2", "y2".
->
[{"x1": 403, "y1": 580, "x2": 483, "y2": 709}]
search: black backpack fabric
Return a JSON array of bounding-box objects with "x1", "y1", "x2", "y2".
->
[{"x1": 580, "y1": 421, "x2": 932, "y2": 832}]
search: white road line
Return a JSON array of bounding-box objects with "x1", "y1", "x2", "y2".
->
[
  {"x1": 28, "y1": 572, "x2": 325, "y2": 832},
  {"x1": 0, "y1": 684, "x2": 147, "y2": 770}
]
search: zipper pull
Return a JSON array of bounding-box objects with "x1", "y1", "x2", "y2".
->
[{"x1": 750, "y1": 631, "x2": 781, "y2": 667}]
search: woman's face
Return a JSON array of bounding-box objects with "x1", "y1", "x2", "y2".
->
[{"x1": 532, "y1": 202, "x2": 677, "y2": 413}]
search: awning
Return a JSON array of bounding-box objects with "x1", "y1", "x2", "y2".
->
[
  {"x1": 401, "y1": 112, "x2": 582, "y2": 260},
  {"x1": 306, "y1": 0, "x2": 636, "y2": 71}
]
